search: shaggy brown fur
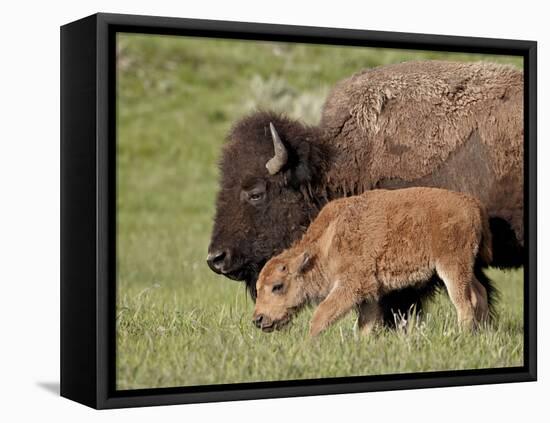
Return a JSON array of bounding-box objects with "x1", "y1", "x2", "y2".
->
[
  {"x1": 253, "y1": 187, "x2": 493, "y2": 337},
  {"x1": 209, "y1": 60, "x2": 521, "y2": 324},
  {"x1": 321, "y1": 61, "x2": 523, "y2": 245}
]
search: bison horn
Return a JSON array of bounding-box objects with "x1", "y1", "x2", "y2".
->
[{"x1": 266, "y1": 122, "x2": 288, "y2": 175}]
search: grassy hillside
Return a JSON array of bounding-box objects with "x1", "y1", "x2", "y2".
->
[{"x1": 116, "y1": 33, "x2": 524, "y2": 390}]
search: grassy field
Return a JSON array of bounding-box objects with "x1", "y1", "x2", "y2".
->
[{"x1": 116, "y1": 34, "x2": 524, "y2": 390}]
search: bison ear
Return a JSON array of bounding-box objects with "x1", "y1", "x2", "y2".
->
[
  {"x1": 290, "y1": 141, "x2": 317, "y2": 188},
  {"x1": 296, "y1": 251, "x2": 313, "y2": 274}
]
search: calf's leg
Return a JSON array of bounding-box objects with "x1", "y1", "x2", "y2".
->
[
  {"x1": 436, "y1": 259, "x2": 478, "y2": 330},
  {"x1": 357, "y1": 301, "x2": 383, "y2": 335},
  {"x1": 310, "y1": 281, "x2": 359, "y2": 337}
]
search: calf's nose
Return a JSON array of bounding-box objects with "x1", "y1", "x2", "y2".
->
[
  {"x1": 253, "y1": 314, "x2": 264, "y2": 328},
  {"x1": 206, "y1": 249, "x2": 230, "y2": 273}
]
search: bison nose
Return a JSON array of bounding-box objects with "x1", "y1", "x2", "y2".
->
[
  {"x1": 253, "y1": 314, "x2": 264, "y2": 328},
  {"x1": 207, "y1": 249, "x2": 230, "y2": 273}
]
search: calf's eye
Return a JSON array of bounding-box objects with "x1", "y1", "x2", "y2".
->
[{"x1": 272, "y1": 283, "x2": 284, "y2": 293}]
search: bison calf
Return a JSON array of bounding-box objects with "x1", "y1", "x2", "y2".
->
[{"x1": 253, "y1": 187, "x2": 493, "y2": 337}]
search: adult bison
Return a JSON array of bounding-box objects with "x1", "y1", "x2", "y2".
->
[{"x1": 207, "y1": 60, "x2": 523, "y2": 325}]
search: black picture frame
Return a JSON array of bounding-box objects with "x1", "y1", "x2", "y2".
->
[{"x1": 60, "y1": 12, "x2": 537, "y2": 409}]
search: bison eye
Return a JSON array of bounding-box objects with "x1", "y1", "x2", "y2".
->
[
  {"x1": 272, "y1": 283, "x2": 284, "y2": 293},
  {"x1": 244, "y1": 189, "x2": 266, "y2": 205},
  {"x1": 241, "y1": 179, "x2": 267, "y2": 205},
  {"x1": 249, "y1": 192, "x2": 265, "y2": 202}
]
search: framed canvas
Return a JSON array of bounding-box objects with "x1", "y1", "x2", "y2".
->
[{"x1": 60, "y1": 13, "x2": 537, "y2": 409}]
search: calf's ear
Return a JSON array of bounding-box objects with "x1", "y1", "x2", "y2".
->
[{"x1": 296, "y1": 251, "x2": 313, "y2": 274}]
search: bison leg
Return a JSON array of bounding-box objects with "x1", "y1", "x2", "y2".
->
[
  {"x1": 309, "y1": 281, "x2": 359, "y2": 337},
  {"x1": 489, "y1": 217, "x2": 524, "y2": 268},
  {"x1": 436, "y1": 259, "x2": 478, "y2": 330},
  {"x1": 379, "y1": 282, "x2": 439, "y2": 328},
  {"x1": 357, "y1": 301, "x2": 383, "y2": 335}
]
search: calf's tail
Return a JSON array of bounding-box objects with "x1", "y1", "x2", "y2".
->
[
  {"x1": 474, "y1": 259, "x2": 498, "y2": 320},
  {"x1": 478, "y1": 206, "x2": 493, "y2": 266},
  {"x1": 476, "y1": 205, "x2": 498, "y2": 319}
]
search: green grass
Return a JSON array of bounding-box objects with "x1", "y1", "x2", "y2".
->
[
  {"x1": 116, "y1": 33, "x2": 524, "y2": 390},
  {"x1": 117, "y1": 268, "x2": 523, "y2": 389}
]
